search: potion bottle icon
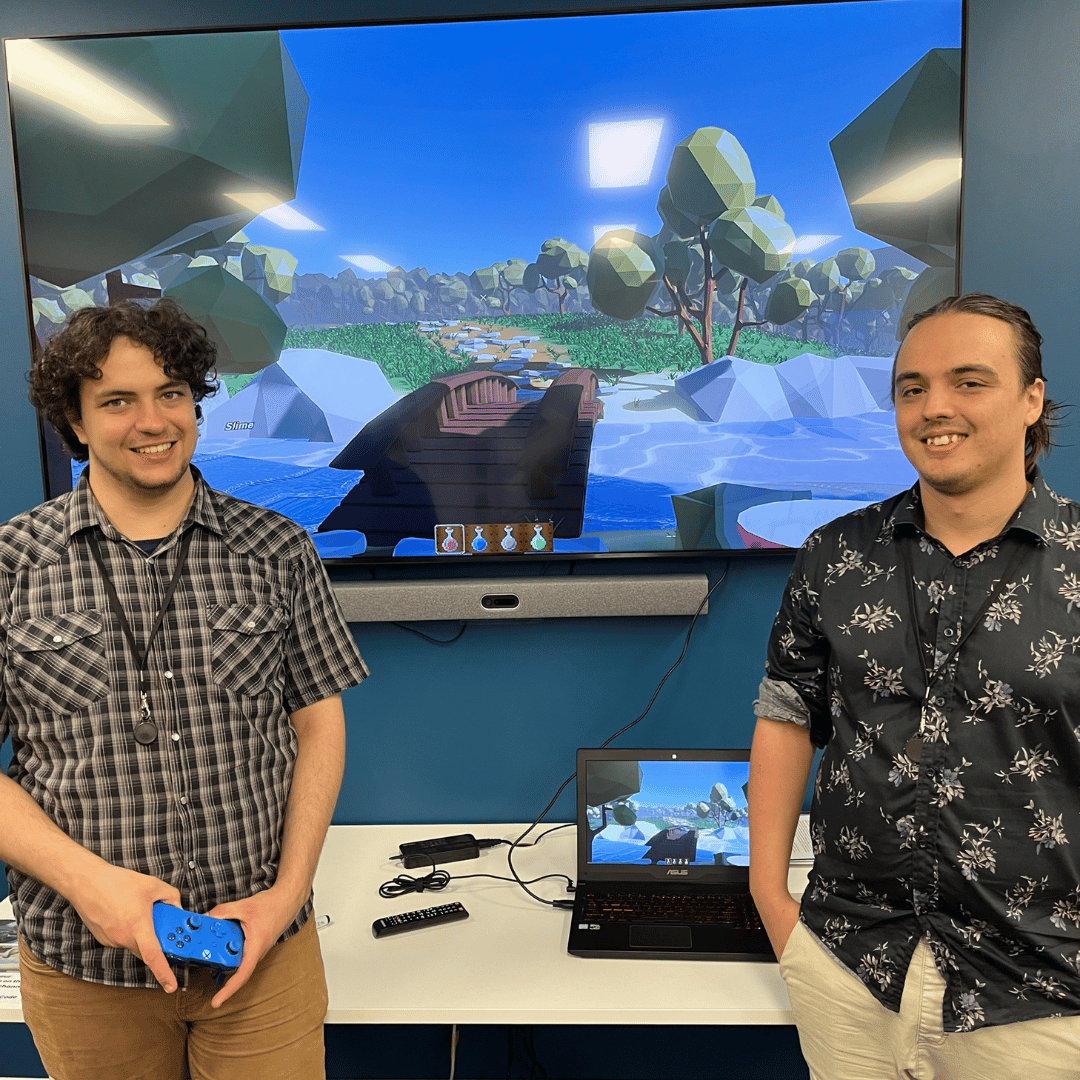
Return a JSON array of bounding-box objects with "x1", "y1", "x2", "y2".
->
[
  {"x1": 530, "y1": 525, "x2": 547, "y2": 551},
  {"x1": 500, "y1": 526, "x2": 518, "y2": 552},
  {"x1": 471, "y1": 526, "x2": 487, "y2": 553},
  {"x1": 440, "y1": 527, "x2": 459, "y2": 553}
]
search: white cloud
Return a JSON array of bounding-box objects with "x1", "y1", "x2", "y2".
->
[
  {"x1": 791, "y1": 234, "x2": 842, "y2": 255},
  {"x1": 588, "y1": 119, "x2": 664, "y2": 188},
  {"x1": 342, "y1": 254, "x2": 394, "y2": 274},
  {"x1": 258, "y1": 204, "x2": 324, "y2": 231}
]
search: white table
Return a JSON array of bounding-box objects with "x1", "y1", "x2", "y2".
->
[{"x1": 1, "y1": 823, "x2": 810, "y2": 1026}]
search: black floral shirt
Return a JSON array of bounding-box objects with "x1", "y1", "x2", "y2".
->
[{"x1": 756, "y1": 472, "x2": 1080, "y2": 1032}]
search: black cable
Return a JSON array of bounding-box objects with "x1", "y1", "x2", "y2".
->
[
  {"x1": 379, "y1": 868, "x2": 573, "y2": 898},
  {"x1": 391, "y1": 621, "x2": 468, "y2": 645},
  {"x1": 512, "y1": 822, "x2": 574, "y2": 846},
  {"x1": 505, "y1": 562, "x2": 731, "y2": 907}
]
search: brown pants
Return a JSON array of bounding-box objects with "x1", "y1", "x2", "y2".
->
[{"x1": 19, "y1": 917, "x2": 327, "y2": 1080}]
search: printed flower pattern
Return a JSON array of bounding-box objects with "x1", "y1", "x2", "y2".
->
[{"x1": 759, "y1": 474, "x2": 1080, "y2": 1032}]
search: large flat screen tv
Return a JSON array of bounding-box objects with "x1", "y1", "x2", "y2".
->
[{"x1": 7, "y1": 0, "x2": 963, "y2": 563}]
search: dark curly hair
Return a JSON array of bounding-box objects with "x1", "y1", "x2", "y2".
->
[
  {"x1": 29, "y1": 299, "x2": 218, "y2": 462},
  {"x1": 896, "y1": 292, "x2": 1062, "y2": 480}
]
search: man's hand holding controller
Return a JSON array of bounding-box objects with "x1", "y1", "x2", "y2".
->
[{"x1": 64, "y1": 858, "x2": 184, "y2": 993}]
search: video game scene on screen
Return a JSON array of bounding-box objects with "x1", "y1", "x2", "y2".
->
[
  {"x1": 586, "y1": 759, "x2": 749, "y2": 868},
  {"x1": 11, "y1": 1, "x2": 960, "y2": 558}
]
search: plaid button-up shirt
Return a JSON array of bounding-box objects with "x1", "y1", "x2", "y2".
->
[{"x1": 1, "y1": 468, "x2": 369, "y2": 987}]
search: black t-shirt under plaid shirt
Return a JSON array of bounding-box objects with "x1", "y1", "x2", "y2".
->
[
  {"x1": 0, "y1": 468, "x2": 369, "y2": 987},
  {"x1": 756, "y1": 472, "x2": 1080, "y2": 1033}
]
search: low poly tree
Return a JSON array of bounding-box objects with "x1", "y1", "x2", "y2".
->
[
  {"x1": 587, "y1": 127, "x2": 801, "y2": 363},
  {"x1": 802, "y1": 257, "x2": 842, "y2": 342},
  {"x1": 469, "y1": 264, "x2": 504, "y2": 314},
  {"x1": 523, "y1": 238, "x2": 589, "y2": 315},
  {"x1": 498, "y1": 258, "x2": 531, "y2": 315},
  {"x1": 832, "y1": 246, "x2": 876, "y2": 346},
  {"x1": 586, "y1": 230, "x2": 666, "y2": 321}
]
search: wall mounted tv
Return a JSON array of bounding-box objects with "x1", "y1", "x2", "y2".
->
[{"x1": 7, "y1": 0, "x2": 962, "y2": 563}]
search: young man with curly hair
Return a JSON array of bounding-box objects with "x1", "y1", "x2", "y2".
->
[{"x1": 1, "y1": 300, "x2": 369, "y2": 1079}]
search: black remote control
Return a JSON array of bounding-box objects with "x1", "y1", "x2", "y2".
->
[{"x1": 372, "y1": 902, "x2": 469, "y2": 937}]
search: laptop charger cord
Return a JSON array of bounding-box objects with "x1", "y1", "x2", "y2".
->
[
  {"x1": 379, "y1": 825, "x2": 578, "y2": 900},
  {"x1": 379, "y1": 867, "x2": 575, "y2": 900},
  {"x1": 375, "y1": 565, "x2": 728, "y2": 911},
  {"x1": 505, "y1": 564, "x2": 730, "y2": 909}
]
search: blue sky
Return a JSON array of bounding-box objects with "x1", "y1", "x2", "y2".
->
[
  {"x1": 239, "y1": 1, "x2": 961, "y2": 278},
  {"x1": 591, "y1": 759, "x2": 750, "y2": 810}
]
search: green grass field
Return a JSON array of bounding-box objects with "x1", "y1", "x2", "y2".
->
[
  {"x1": 283, "y1": 323, "x2": 459, "y2": 393},
  {"x1": 277, "y1": 315, "x2": 843, "y2": 397}
]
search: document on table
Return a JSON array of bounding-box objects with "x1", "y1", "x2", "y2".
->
[{"x1": 790, "y1": 813, "x2": 814, "y2": 864}]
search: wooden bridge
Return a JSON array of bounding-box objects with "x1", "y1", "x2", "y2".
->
[{"x1": 318, "y1": 368, "x2": 604, "y2": 549}]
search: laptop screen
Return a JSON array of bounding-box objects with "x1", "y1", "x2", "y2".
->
[{"x1": 576, "y1": 748, "x2": 751, "y2": 882}]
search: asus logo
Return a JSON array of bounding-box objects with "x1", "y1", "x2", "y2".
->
[{"x1": 666, "y1": 869, "x2": 688, "y2": 876}]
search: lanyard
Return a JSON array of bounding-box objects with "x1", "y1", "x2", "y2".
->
[
  {"x1": 87, "y1": 527, "x2": 195, "y2": 745},
  {"x1": 899, "y1": 535, "x2": 1033, "y2": 760}
]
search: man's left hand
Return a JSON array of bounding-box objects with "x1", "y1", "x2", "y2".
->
[{"x1": 205, "y1": 886, "x2": 305, "y2": 1008}]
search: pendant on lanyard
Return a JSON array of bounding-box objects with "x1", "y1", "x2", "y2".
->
[{"x1": 87, "y1": 528, "x2": 195, "y2": 746}]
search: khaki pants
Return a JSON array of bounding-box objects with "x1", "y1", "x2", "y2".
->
[
  {"x1": 780, "y1": 919, "x2": 1080, "y2": 1079},
  {"x1": 19, "y1": 916, "x2": 327, "y2": 1080}
]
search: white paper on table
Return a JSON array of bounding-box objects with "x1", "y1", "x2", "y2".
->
[{"x1": 0, "y1": 971, "x2": 20, "y2": 1005}]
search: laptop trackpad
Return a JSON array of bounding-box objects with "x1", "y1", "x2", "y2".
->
[{"x1": 630, "y1": 925, "x2": 693, "y2": 950}]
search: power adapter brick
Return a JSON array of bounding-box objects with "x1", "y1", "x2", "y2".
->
[{"x1": 395, "y1": 833, "x2": 482, "y2": 869}]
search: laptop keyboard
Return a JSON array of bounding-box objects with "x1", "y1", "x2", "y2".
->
[{"x1": 580, "y1": 890, "x2": 764, "y2": 929}]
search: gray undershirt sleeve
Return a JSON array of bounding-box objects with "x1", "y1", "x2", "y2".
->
[{"x1": 753, "y1": 676, "x2": 811, "y2": 729}]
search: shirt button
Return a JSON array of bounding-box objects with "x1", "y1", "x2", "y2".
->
[
  {"x1": 944, "y1": 628, "x2": 954, "y2": 637},
  {"x1": 171, "y1": 732, "x2": 180, "y2": 742},
  {"x1": 188, "y1": 861, "x2": 196, "y2": 869},
  {"x1": 180, "y1": 796, "x2": 188, "y2": 805},
  {"x1": 164, "y1": 670, "x2": 174, "y2": 679},
  {"x1": 52, "y1": 635, "x2": 63, "y2": 643},
  {"x1": 246, "y1": 621, "x2": 256, "y2": 629}
]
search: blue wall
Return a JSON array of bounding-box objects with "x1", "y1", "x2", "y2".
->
[{"x1": 3, "y1": 0, "x2": 1079, "y2": 1074}]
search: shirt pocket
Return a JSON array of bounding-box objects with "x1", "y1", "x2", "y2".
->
[
  {"x1": 8, "y1": 610, "x2": 111, "y2": 713},
  {"x1": 208, "y1": 603, "x2": 289, "y2": 697}
]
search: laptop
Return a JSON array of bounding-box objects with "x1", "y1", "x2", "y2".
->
[{"x1": 566, "y1": 747, "x2": 775, "y2": 961}]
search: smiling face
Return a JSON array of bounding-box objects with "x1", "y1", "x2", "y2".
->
[
  {"x1": 893, "y1": 311, "x2": 1045, "y2": 498},
  {"x1": 68, "y1": 335, "x2": 198, "y2": 504}
]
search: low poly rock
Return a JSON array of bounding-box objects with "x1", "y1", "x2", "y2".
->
[
  {"x1": 674, "y1": 351, "x2": 891, "y2": 424},
  {"x1": 204, "y1": 363, "x2": 331, "y2": 441},
  {"x1": 831, "y1": 48, "x2": 961, "y2": 267},
  {"x1": 14, "y1": 32, "x2": 307, "y2": 287}
]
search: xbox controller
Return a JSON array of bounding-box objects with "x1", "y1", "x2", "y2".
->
[{"x1": 152, "y1": 902, "x2": 244, "y2": 974}]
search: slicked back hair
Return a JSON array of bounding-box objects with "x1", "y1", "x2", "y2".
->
[
  {"x1": 896, "y1": 292, "x2": 1059, "y2": 480},
  {"x1": 29, "y1": 299, "x2": 218, "y2": 462}
]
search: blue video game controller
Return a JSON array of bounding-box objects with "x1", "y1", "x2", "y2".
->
[{"x1": 152, "y1": 902, "x2": 244, "y2": 974}]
